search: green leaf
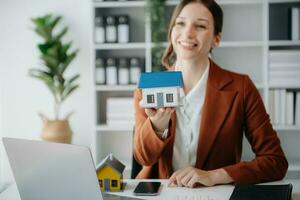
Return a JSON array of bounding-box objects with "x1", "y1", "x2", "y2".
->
[
  {"x1": 29, "y1": 68, "x2": 53, "y2": 78},
  {"x1": 41, "y1": 54, "x2": 59, "y2": 69},
  {"x1": 66, "y1": 74, "x2": 80, "y2": 85},
  {"x1": 38, "y1": 43, "x2": 53, "y2": 54},
  {"x1": 60, "y1": 49, "x2": 78, "y2": 74},
  {"x1": 61, "y1": 41, "x2": 72, "y2": 55},
  {"x1": 62, "y1": 85, "x2": 79, "y2": 101},
  {"x1": 46, "y1": 43, "x2": 59, "y2": 58},
  {"x1": 50, "y1": 15, "x2": 62, "y2": 29},
  {"x1": 55, "y1": 26, "x2": 68, "y2": 41}
]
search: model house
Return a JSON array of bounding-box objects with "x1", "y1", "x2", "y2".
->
[
  {"x1": 138, "y1": 71, "x2": 184, "y2": 108},
  {"x1": 95, "y1": 154, "x2": 125, "y2": 192}
]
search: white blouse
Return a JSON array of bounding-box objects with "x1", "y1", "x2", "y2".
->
[{"x1": 172, "y1": 63, "x2": 210, "y2": 171}]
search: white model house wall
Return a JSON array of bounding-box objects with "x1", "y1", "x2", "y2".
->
[{"x1": 141, "y1": 87, "x2": 180, "y2": 108}]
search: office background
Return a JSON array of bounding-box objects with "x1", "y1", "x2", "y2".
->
[{"x1": 1, "y1": 0, "x2": 300, "y2": 192}]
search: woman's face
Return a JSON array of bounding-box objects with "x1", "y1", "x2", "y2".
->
[{"x1": 171, "y1": 2, "x2": 220, "y2": 62}]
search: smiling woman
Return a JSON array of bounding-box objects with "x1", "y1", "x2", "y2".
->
[{"x1": 133, "y1": 0, "x2": 288, "y2": 188}]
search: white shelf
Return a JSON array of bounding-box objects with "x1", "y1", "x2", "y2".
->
[
  {"x1": 269, "y1": 40, "x2": 300, "y2": 47},
  {"x1": 95, "y1": 85, "x2": 137, "y2": 91},
  {"x1": 94, "y1": 43, "x2": 146, "y2": 50},
  {"x1": 289, "y1": 162, "x2": 300, "y2": 171},
  {"x1": 269, "y1": 84, "x2": 300, "y2": 89},
  {"x1": 153, "y1": 41, "x2": 265, "y2": 48},
  {"x1": 96, "y1": 124, "x2": 134, "y2": 132},
  {"x1": 94, "y1": 1, "x2": 144, "y2": 8},
  {"x1": 94, "y1": 0, "x2": 264, "y2": 8},
  {"x1": 275, "y1": 125, "x2": 300, "y2": 131},
  {"x1": 268, "y1": 0, "x2": 300, "y2": 3},
  {"x1": 220, "y1": 41, "x2": 264, "y2": 47},
  {"x1": 167, "y1": 0, "x2": 263, "y2": 6}
]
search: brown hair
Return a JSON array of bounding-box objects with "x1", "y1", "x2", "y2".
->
[{"x1": 161, "y1": 0, "x2": 223, "y2": 69}]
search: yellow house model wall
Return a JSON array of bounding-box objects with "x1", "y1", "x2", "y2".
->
[{"x1": 97, "y1": 166, "x2": 122, "y2": 191}]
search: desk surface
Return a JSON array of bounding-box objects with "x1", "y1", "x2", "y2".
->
[{"x1": 1, "y1": 179, "x2": 300, "y2": 200}]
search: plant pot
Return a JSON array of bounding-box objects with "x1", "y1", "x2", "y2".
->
[{"x1": 40, "y1": 119, "x2": 72, "y2": 144}]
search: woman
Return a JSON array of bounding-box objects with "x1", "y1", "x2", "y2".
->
[{"x1": 133, "y1": 0, "x2": 288, "y2": 187}]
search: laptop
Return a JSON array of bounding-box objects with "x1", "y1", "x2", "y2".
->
[{"x1": 3, "y1": 137, "x2": 142, "y2": 200}]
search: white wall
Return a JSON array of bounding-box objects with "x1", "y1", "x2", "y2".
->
[{"x1": 0, "y1": 0, "x2": 93, "y2": 184}]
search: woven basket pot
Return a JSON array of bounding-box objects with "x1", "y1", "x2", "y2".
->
[{"x1": 40, "y1": 118, "x2": 72, "y2": 144}]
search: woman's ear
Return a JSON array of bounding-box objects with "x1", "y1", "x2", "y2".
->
[{"x1": 212, "y1": 33, "x2": 222, "y2": 48}]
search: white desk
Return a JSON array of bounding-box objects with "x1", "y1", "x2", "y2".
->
[{"x1": 1, "y1": 179, "x2": 300, "y2": 200}]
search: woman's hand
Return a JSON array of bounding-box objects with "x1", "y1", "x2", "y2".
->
[
  {"x1": 145, "y1": 107, "x2": 175, "y2": 132},
  {"x1": 168, "y1": 167, "x2": 233, "y2": 188}
]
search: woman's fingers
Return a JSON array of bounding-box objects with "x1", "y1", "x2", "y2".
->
[
  {"x1": 180, "y1": 171, "x2": 194, "y2": 187},
  {"x1": 146, "y1": 107, "x2": 172, "y2": 118},
  {"x1": 168, "y1": 167, "x2": 192, "y2": 187},
  {"x1": 145, "y1": 108, "x2": 156, "y2": 117}
]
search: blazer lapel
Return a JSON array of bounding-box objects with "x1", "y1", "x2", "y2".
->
[{"x1": 195, "y1": 61, "x2": 238, "y2": 169}]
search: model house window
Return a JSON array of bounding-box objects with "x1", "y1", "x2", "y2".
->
[
  {"x1": 166, "y1": 93, "x2": 173, "y2": 103},
  {"x1": 111, "y1": 180, "x2": 118, "y2": 187},
  {"x1": 147, "y1": 94, "x2": 155, "y2": 103},
  {"x1": 99, "y1": 180, "x2": 103, "y2": 187}
]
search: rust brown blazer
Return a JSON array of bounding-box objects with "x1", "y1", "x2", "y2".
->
[{"x1": 133, "y1": 60, "x2": 288, "y2": 184}]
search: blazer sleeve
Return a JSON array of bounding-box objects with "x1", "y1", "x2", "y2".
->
[
  {"x1": 223, "y1": 75, "x2": 288, "y2": 184},
  {"x1": 133, "y1": 89, "x2": 173, "y2": 166}
]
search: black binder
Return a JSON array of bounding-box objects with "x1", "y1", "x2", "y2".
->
[{"x1": 229, "y1": 184, "x2": 293, "y2": 200}]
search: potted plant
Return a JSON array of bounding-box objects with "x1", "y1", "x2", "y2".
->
[{"x1": 30, "y1": 14, "x2": 79, "y2": 143}]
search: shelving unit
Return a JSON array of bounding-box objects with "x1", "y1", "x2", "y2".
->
[{"x1": 91, "y1": 0, "x2": 300, "y2": 179}]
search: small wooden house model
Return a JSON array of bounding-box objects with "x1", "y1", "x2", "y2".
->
[
  {"x1": 138, "y1": 71, "x2": 184, "y2": 108},
  {"x1": 96, "y1": 154, "x2": 125, "y2": 192}
]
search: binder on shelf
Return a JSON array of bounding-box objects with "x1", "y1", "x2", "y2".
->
[
  {"x1": 269, "y1": 89, "x2": 275, "y2": 125},
  {"x1": 117, "y1": 15, "x2": 130, "y2": 43},
  {"x1": 229, "y1": 184, "x2": 293, "y2": 200},
  {"x1": 106, "y1": 58, "x2": 117, "y2": 85},
  {"x1": 118, "y1": 58, "x2": 130, "y2": 85},
  {"x1": 95, "y1": 57, "x2": 106, "y2": 85},
  {"x1": 274, "y1": 89, "x2": 281, "y2": 125},
  {"x1": 296, "y1": 92, "x2": 300, "y2": 125},
  {"x1": 105, "y1": 16, "x2": 117, "y2": 43},
  {"x1": 286, "y1": 91, "x2": 294, "y2": 125},
  {"x1": 94, "y1": 16, "x2": 105, "y2": 44},
  {"x1": 289, "y1": 7, "x2": 300, "y2": 41},
  {"x1": 280, "y1": 89, "x2": 286, "y2": 125}
]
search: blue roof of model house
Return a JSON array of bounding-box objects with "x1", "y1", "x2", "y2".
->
[{"x1": 138, "y1": 71, "x2": 184, "y2": 89}]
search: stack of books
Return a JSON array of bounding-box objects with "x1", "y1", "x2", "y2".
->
[
  {"x1": 269, "y1": 50, "x2": 300, "y2": 88},
  {"x1": 106, "y1": 97, "x2": 134, "y2": 127},
  {"x1": 269, "y1": 89, "x2": 300, "y2": 126}
]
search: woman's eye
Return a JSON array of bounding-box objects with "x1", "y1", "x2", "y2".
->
[
  {"x1": 175, "y1": 21, "x2": 184, "y2": 26},
  {"x1": 196, "y1": 25, "x2": 206, "y2": 29}
]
